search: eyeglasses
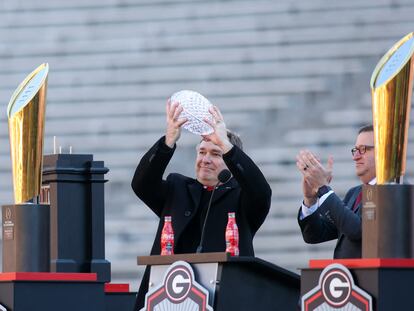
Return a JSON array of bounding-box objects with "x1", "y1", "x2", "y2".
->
[{"x1": 351, "y1": 145, "x2": 374, "y2": 156}]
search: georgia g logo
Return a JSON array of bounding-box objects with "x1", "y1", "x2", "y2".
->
[
  {"x1": 141, "y1": 261, "x2": 213, "y2": 311},
  {"x1": 321, "y1": 268, "x2": 351, "y2": 307},
  {"x1": 302, "y1": 263, "x2": 372, "y2": 311},
  {"x1": 165, "y1": 266, "x2": 192, "y2": 302}
]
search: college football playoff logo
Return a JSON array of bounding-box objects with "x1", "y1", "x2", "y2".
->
[
  {"x1": 141, "y1": 261, "x2": 213, "y2": 311},
  {"x1": 302, "y1": 264, "x2": 372, "y2": 311}
]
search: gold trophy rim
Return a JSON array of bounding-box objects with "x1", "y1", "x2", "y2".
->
[
  {"x1": 7, "y1": 62, "x2": 49, "y2": 119},
  {"x1": 370, "y1": 32, "x2": 414, "y2": 90}
]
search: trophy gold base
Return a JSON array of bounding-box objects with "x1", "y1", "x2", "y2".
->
[
  {"x1": 2, "y1": 204, "x2": 50, "y2": 272},
  {"x1": 362, "y1": 184, "x2": 414, "y2": 258}
]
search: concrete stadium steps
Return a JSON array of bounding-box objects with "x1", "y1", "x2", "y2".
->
[
  {"x1": 1, "y1": 0, "x2": 413, "y2": 32},
  {"x1": 254, "y1": 232, "x2": 331, "y2": 254},
  {"x1": 252, "y1": 144, "x2": 360, "y2": 164},
  {"x1": 258, "y1": 216, "x2": 299, "y2": 235},
  {"x1": 2, "y1": 22, "x2": 412, "y2": 57},
  {"x1": 0, "y1": 58, "x2": 367, "y2": 89},
  {"x1": 0, "y1": 95, "x2": 291, "y2": 125},
  {"x1": 0, "y1": 42, "x2": 380, "y2": 78},
  {"x1": 270, "y1": 179, "x2": 359, "y2": 202},
  {"x1": 323, "y1": 107, "x2": 414, "y2": 126},
  {"x1": 262, "y1": 160, "x2": 366, "y2": 181},
  {"x1": 1, "y1": 10, "x2": 413, "y2": 46},
  {"x1": 0, "y1": 77, "x2": 329, "y2": 106},
  {"x1": 323, "y1": 108, "x2": 373, "y2": 126},
  {"x1": 43, "y1": 112, "x2": 250, "y2": 136},
  {"x1": 259, "y1": 246, "x2": 336, "y2": 272},
  {"x1": 284, "y1": 126, "x2": 414, "y2": 147}
]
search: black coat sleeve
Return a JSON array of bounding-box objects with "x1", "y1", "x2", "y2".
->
[
  {"x1": 318, "y1": 189, "x2": 361, "y2": 241},
  {"x1": 223, "y1": 145, "x2": 272, "y2": 232},
  {"x1": 298, "y1": 186, "x2": 361, "y2": 244},
  {"x1": 298, "y1": 204, "x2": 339, "y2": 244},
  {"x1": 131, "y1": 136, "x2": 175, "y2": 217}
]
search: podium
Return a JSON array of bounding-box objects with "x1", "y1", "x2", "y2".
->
[{"x1": 138, "y1": 252, "x2": 300, "y2": 310}]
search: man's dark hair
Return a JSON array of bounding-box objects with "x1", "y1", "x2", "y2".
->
[
  {"x1": 227, "y1": 130, "x2": 243, "y2": 150},
  {"x1": 358, "y1": 124, "x2": 373, "y2": 134},
  {"x1": 198, "y1": 130, "x2": 243, "y2": 150}
]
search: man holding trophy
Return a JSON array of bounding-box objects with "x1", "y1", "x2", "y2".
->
[{"x1": 131, "y1": 91, "x2": 272, "y2": 310}]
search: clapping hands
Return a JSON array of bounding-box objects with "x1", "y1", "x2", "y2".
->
[{"x1": 296, "y1": 150, "x2": 334, "y2": 206}]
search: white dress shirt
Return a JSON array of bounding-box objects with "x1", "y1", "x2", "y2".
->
[{"x1": 300, "y1": 178, "x2": 376, "y2": 220}]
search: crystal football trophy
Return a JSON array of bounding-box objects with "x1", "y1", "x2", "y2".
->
[
  {"x1": 2, "y1": 64, "x2": 50, "y2": 272},
  {"x1": 363, "y1": 33, "x2": 414, "y2": 257},
  {"x1": 170, "y1": 90, "x2": 213, "y2": 135}
]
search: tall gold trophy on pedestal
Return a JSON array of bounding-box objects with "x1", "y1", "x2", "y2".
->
[
  {"x1": 363, "y1": 33, "x2": 414, "y2": 257},
  {"x1": 2, "y1": 64, "x2": 50, "y2": 272},
  {"x1": 8, "y1": 63, "x2": 49, "y2": 203}
]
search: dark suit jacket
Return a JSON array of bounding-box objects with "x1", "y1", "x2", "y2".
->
[
  {"x1": 298, "y1": 185, "x2": 362, "y2": 259},
  {"x1": 132, "y1": 136, "x2": 272, "y2": 310}
]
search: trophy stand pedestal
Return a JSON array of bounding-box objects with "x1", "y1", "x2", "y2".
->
[
  {"x1": 42, "y1": 154, "x2": 111, "y2": 282},
  {"x1": 362, "y1": 184, "x2": 414, "y2": 258},
  {"x1": 2, "y1": 204, "x2": 50, "y2": 272}
]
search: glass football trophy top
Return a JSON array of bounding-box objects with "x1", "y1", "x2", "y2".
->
[{"x1": 170, "y1": 90, "x2": 214, "y2": 135}]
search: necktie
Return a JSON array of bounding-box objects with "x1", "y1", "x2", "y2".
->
[{"x1": 352, "y1": 191, "x2": 362, "y2": 212}]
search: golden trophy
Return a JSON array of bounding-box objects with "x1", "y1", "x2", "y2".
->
[
  {"x1": 7, "y1": 63, "x2": 49, "y2": 203},
  {"x1": 2, "y1": 63, "x2": 50, "y2": 272},
  {"x1": 363, "y1": 33, "x2": 414, "y2": 257},
  {"x1": 370, "y1": 32, "x2": 414, "y2": 184}
]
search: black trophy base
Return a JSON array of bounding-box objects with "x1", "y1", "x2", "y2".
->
[
  {"x1": 362, "y1": 184, "x2": 414, "y2": 258},
  {"x1": 2, "y1": 204, "x2": 50, "y2": 272}
]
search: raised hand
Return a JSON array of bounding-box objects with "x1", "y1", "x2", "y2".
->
[
  {"x1": 202, "y1": 105, "x2": 233, "y2": 153},
  {"x1": 165, "y1": 100, "x2": 187, "y2": 148},
  {"x1": 296, "y1": 150, "x2": 334, "y2": 204}
]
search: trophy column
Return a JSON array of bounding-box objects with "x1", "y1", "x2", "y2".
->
[
  {"x1": 2, "y1": 63, "x2": 50, "y2": 272},
  {"x1": 363, "y1": 32, "x2": 414, "y2": 258}
]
